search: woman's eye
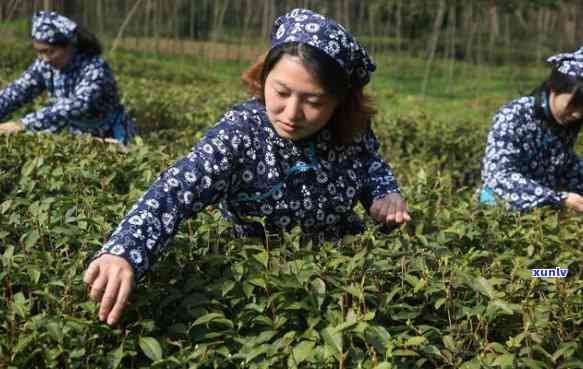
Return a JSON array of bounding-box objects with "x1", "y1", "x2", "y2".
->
[{"x1": 275, "y1": 89, "x2": 289, "y2": 97}]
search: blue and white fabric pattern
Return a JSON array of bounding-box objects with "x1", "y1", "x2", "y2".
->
[
  {"x1": 97, "y1": 99, "x2": 400, "y2": 277},
  {"x1": 547, "y1": 46, "x2": 583, "y2": 78},
  {"x1": 479, "y1": 93, "x2": 583, "y2": 211},
  {"x1": 271, "y1": 8, "x2": 376, "y2": 87},
  {"x1": 0, "y1": 52, "x2": 134, "y2": 144},
  {"x1": 32, "y1": 11, "x2": 77, "y2": 44}
]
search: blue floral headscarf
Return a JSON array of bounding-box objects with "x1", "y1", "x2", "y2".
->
[
  {"x1": 547, "y1": 46, "x2": 583, "y2": 78},
  {"x1": 271, "y1": 8, "x2": 376, "y2": 88},
  {"x1": 31, "y1": 11, "x2": 77, "y2": 44}
]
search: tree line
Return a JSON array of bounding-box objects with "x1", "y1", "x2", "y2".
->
[{"x1": 1, "y1": 0, "x2": 582, "y2": 65}]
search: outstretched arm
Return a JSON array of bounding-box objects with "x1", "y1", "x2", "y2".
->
[
  {"x1": 558, "y1": 150, "x2": 583, "y2": 212},
  {"x1": 482, "y1": 109, "x2": 567, "y2": 211},
  {"x1": 21, "y1": 59, "x2": 111, "y2": 132},
  {"x1": 84, "y1": 120, "x2": 242, "y2": 325},
  {"x1": 0, "y1": 59, "x2": 46, "y2": 122},
  {"x1": 359, "y1": 128, "x2": 410, "y2": 225}
]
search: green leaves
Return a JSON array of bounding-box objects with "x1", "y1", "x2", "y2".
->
[
  {"x1": 289, "y1": 340, "x2": 315, "y2": 366},
  {"x1": 138, "y1": 336, "x2": 163, "y2": 362},
  {"x1": 1, "y1": 41, "x2": 582, "y2": 369},
  {"x1": 191, "y1": 312, "x2": 231, "y2": 328},
  {"x1": 107, "y1": 344, "x2": 125, "y2": 369},
  {"x1": 321, "y1": 326, "x2": 343, "y2": 356},
  {"x1": 365, "y1": 326, "x2": 392, "y2": 355},
  {"x1": 10, "y1": 292, "x2": 30, "y2": 319}
]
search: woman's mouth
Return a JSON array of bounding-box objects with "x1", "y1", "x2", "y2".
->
[{"x1": 278, "y1": 121, "x2": 299, "y2": 133}]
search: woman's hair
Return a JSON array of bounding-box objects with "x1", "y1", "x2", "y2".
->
[
  {"x1": 532, "y1": 68, "x2": 583, "y2": 112},
  {"x1": 52, "y1": 24, "x2": 102, "y2": 56},
  {"x1": 242, "y1": 42, "x2": 376, "y2": 144}
]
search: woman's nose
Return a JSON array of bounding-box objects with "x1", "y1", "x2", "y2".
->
[{"x1": 285, "y1": 97, "x2": 303, "y2": 121}]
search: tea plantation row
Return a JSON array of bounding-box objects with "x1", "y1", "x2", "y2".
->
[{"x1": 0, "y1": 41, "x2": 582, "y2": 368}]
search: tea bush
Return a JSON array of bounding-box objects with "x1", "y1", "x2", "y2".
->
[{"x1": 1, "y1": 41, "x2": 582, "y2": 369}]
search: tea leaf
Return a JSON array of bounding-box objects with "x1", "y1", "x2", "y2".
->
[
  {"x1": 290, "y1": 340, "x2": 315, "y2": 365},
  {"x1": 139, "y1": 336, "x2": 163, "y2": 362}
]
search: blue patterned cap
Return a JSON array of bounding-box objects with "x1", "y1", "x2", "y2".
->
[
  {"x1": 547, "y1": 46, "x2": 583, "y2": 78},
  {"x1": 31, "y1": 11, "x2": 77, "y2": 44},
  {"x1": 271, "y1": 8, "x2": 376, "y2": 87}
]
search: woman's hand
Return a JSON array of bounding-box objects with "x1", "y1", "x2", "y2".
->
[
  {"x1": 0, "y1": 121, "x2": 24, "y2": 134},
  {"x1": 92, "y1": 136, "x2": 128, "y2": 152},
  {"x1": 369, "y1": 192, "x2": 412, "y2": 225},
  {"x1": 564, "y1": 192, "x2": 583, "y2": 212},
  {"x1": 84, "y1": 254, "x2": 135, "y2": 326},
  {"x1": 94, "y1": 137, "x2": 122, "y2": 145}
]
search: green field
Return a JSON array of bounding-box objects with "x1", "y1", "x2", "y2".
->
[{"x1": 1, "y1": 40, "x2": 582, "y2": 368}]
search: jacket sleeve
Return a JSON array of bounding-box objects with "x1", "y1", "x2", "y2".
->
[
  {"x1": 95, "y1": 122, "x2": 242, "y2": 278},
  {"x1": 0, "y1": 59, "x2": 46, "y2": 121},
  {"x1": 359, "y1": 127, "x2": 401, "y2": 211},
  {"x1": 21, "y1": 58, "x2": 110, "y2": 132},
  {"x1": 560, "y1": 150, "x2": 583, "y2": 195},
  {"x1": 482, "y1": 110, "x2": 567, "y2": 210}
]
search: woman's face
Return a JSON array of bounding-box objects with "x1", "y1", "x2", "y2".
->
[
  {"x1": 264, "y1": 54, "x2": 339, "y2": 141},
  {"x1": 32, "y1": 41, "x2": 74, "y2": 70},
  {"x1": 549, "y1": 91, "x2": 583, "y2": 126}
]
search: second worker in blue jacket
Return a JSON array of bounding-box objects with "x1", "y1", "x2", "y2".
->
[
  {"x1": 479, "y1": 47, "x2": 583, "y2": 212},
  {"x1": 0, "y1": 11, "x2": 134, "y2": 145}
]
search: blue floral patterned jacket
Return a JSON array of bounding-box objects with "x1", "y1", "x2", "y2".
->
[
  {"x1": 479, "y1": 92, "x2": 583, "y2": 211},
  {"x1": 98, "y1": 99, "x2": 401, "y2": 277},
  {"x1": 0, "y1": 52, "x2": 132, "y2": 142}
]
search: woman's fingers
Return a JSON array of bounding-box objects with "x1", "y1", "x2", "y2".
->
[
  {"x1": 107, "y1": 279, "x2": 133, "y2": 325},
  {"x1": 574, "y1": 195, "x2": 583, "y2": 212},
  {"x1": 396, "y1": 199, "x2": 412, "y2": 223},
  {"x1": 385, "y1": 199, "x2": 397, "y2": 223},
  {"x1": 386, "y1": 194, "x2": 411, "y2": 224},
  {"x1": 393, "y1": 199, "x2": 405, "y2": 223},
  {"x1": 83, "y1": 261, "x2": 100, "y2": 287},
  {"x1": 394, "y1": 209, "x2": 404, "y2": 224},
  {"x1": 0, "y1": 121, "x2": 24, "y2": 134},
  {"x1": 103, "y1": 137, "x2": 121, "y2": 144},
  {"x1": 99, "y1": 275, "x2": 121, "y2": 322},
  {"x1": 370, "y1": 193, "x2": 412, "y2": 225},
  {"x1": 88, "y1": 269, "x2": 109, "y2": 302},
  {"x1": 84, "y1": 255, "x2": 135, "y2": 325},
  {"x1": 565, "y1": 193, "x2": 583, "y2": 212}
]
